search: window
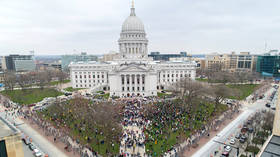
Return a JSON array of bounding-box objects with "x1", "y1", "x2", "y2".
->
[
  {"x1": 97, "y1": 75, "x2": 100, "y2": 79},
  {"x1": 89, "y1": 75, "x2": 91, "y2": 78},
  {"x1": 127, "y1": 87, "x2": 129, "y2": 91},
  {"x1": 142, "y1": 87, "x2": 145, "y2": 91},
  {"x1": 102, "y1": 75, "x2": 104, "y2": 78},
  {"x1": 122, "y1": 76, "x2": 124, "y2": 85},
  {"x1": 80, "y1": 75, "x2": 82, "y2": 79},
  {"x1": 89, "y1": 84, "x2": 91, "y2": 87},
  {"x1": 137, "y1": 87, "x2": 140, "y2": 91},
  {"x1": 142, "y1": 76, "x2": 145, "y2": 84},
  {"x1": 93, "y1": 75, "x2": 95, "y2": 78},
  {"x1": 76, "y1": 80, "x2": 78, "y2": 83},
  {"x1": 167, "y1": 74, "x2": 170, "y2": 77},
  {"x1": 132, "y1": 87, "x2": 135, "y2": 91},
  {"x1": 75, "y1": 75, "x2": 78, "y2": 79},
  {"x1": 84, "y1": 75, "x2": 86, "y2": 78},
  {"x1": 84, "y1": 80, "x2": 86, "y2": 83},
  {"x1": 76, "y1": 85, "x2": 78, "y2": 87},
  {"x1": 80, "y1": 80, "x2": 82, "y2": 83},
  {"x1": 122, "y1": 87, "x2": 125, "y2": 91}
]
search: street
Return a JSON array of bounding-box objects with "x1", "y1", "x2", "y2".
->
[
  {"x1": 192, "y1": 86, "x2": 277, "y2": 157},
  {"x1": 0, "y1": 107, "x2": 68, "y2": 157}
]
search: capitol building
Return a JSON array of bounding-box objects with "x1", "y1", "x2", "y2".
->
[{"x1": 69, "y1": 3, "x2": 196, "y2": 97}]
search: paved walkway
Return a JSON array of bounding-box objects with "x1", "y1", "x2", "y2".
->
[{"x1": 120, "y1": 101, "x2": 146, "y2": 156}]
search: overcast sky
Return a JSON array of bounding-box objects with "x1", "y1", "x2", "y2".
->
[{"x1": 0, "y1": 0, "x2": 279, "y2": 55}]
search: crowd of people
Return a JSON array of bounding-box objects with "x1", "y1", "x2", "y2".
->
[{"x1": 120, "y1": 99, "x2": 146, "y2": 157}]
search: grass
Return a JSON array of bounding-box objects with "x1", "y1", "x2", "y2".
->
[
  {"x1": 145, "y1": 100, "x2": 228, "y2": 156},
  {"x1": 49, "y1": 79, "x2": 70, "y2": 86},
  {"x1": 38, "y1": 98, "x2": 121, "y2": 156},
  {"x1": 94, "y1": 93, "x2": 110, "y2": 99},
  {"x1": 157, "y1": 92, "x2": 170, "y2": 98},
  {"x1": 1, "y1": 88, "x2": 63, "y2": 105},
  {"x1": 195, "y1": 78, "x2": 209, "y2": 82},
  {"x1": 226, "y1": 84, "x2": 259, "y2": 100},
  {"x1": 64, "y1": 87, "x2": 85, "y2": 92}
]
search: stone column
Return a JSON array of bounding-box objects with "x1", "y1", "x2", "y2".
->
[
  {"x1": 124, "y1": 75, "x2": 127, "y2": 92},
  {"x1": 129, "y1": 74, "x2": 132, "y2": 93}
]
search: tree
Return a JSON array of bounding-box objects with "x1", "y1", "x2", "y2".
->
[
  {"x1": 3, "y1": 72, "x2": 16, "y2": 90},
  {"x1": 36, "y1": 72, "x2": 48, "y2": 89},
  {"x1": 56, "y1": 71, "x2": 68, "y2": 83},
  {"x1": 172, "y1": 78, "x2": 210, "y2": 108},
  {"x1": 211, "y1": 84, "x2": 233, "y2": 110},
  {"x1": 16, "y1": 74, "x2": 30, "y2": 90}
]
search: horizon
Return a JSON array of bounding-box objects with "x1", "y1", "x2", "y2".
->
[{"x1": 0, "y1": 0, "x2": 279, "y2": 55}]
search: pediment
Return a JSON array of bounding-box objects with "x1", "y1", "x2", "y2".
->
[{"x1": 118, "y1": 63, "x2": 149, "y2": 72}]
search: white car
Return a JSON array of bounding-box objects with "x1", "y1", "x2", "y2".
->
[
  {"x1": 224, "y1": 145, "x2": 232, "y2": 152},
  {"x1": 34, "y1": 152, "x2": 42, "y2": 157},
  {"x1": 230, "y1": 138, "x2": 236, "y2": 145}
]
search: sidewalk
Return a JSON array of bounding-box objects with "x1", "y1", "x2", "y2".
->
[
  {"x1": 22, "y1": 118, "x2": 80, "y2": 157},
  {"x1": 183, "y1": 110, "x2": 242, "y2": 157}
]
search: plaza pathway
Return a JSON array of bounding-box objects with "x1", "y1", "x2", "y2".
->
[{"x1": 120, "y1": 99, "x2": 146, "y2": 156}]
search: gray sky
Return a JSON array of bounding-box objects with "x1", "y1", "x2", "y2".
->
[{"x1": 0, "y1": 0, "x2": 279, "y2": 55}]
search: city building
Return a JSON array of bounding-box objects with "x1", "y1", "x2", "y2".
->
[
  {"x1": 205, "y1": 52, "x2": 258, "y2": 72},
  {"x1": 61, "y1": 52, "x2": 98, "y2": 70},
  {"x1": 256, "y1": 54, "x2": 280, "y2": 77},
  {"x1": 148, "y1": 52, "x2": 188, "y2": 61},
  {"x1": 69, "y1": 3, "x2": 196, "y2": 97},
  {"x1": 100, "y1": 51, "x2": 119, "y2": 62},
  {"x1": 0, "y1": 117, "x2": 24, "y2": 157},
  {"x1": 0, "y1": 72, "x2": 4, "y2": 83},
  {"x1": 36, "y1": 63, "x2": 62, "y2": 71},
  {"x1": 2, "y1": 54, "x2": 35, "y2": 72},
  {"x1": 258, "y1": 87, "x2": 280, "y2": 157}
]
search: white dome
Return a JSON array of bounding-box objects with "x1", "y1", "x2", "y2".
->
[{"x1": 121, "y1": 8, "x2": 145, "y2": 32}]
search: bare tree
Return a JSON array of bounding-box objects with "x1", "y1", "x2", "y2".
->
[
  {"x1": 3, "y1": 72, "x2": 16, "y2": 90},
  {"x1": 17, "y1": 74, "x2": 30, "y2": 90},
  {"x1": 36, "y1": 72, "x2": 48, "y2": 89},
  {"x1": 56, "y1": 71, "x2": 68, "y2": 83},
  {"x1": 172, "y1": 78, "x2": 210, "y2": 107}
]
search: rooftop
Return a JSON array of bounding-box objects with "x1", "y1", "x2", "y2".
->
[
  {"x1": 0, "y1": 117, "x2": 19, "y2": 138},
  {"x1": 261, "y1": 135, "x2": 280, "y2": 157}
]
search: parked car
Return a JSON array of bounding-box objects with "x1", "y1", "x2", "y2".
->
[
  {"x1": 271, "y1": 106, "x2": 276, "y2": 110},
  {"x1": 239, "y1": 138, "x2": 246, "y2": 143},
  {"x1": 265, "y1": 103, "x2": 271, "y2": 108},
  {"x1": 221, "y1": 151, "x2": 229, "y2": 157},
  {"x1": 224, "y1": 145, "x2": 232, "y2": 152},
  {"x1": 230, "y1": 138, "x2": 236, "y2": 145},
  {"x1": 28, "y1": 143, "x2": 36, "y2": 151},
  {"x1": 235, "y1": 133, "x2": 241, "y2": 139},
  {"x1": 34, "y1": 151, "x2": 42, "y2": 157}
]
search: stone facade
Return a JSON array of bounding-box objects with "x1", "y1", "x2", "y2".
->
[{"x1": 69, "y1": 3, "x2": 196, "y2": 97}]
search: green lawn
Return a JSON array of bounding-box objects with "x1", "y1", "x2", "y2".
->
[
  {"x1": 1, "y1": 88, "x2": 63, "y2": 105},
  {"x1": 195, "y1": 78, "x2": 209, "y2": 82},
  {"x1": 64, "y1": 87, "x2": 85, "y2": 92},
  {"x1": 226, "y1": 84, "x2": 259, "y2": 100},
  {"x1": 94, "y1": 93, "x2": 110, "y2": 99},
  {"x1": 144, "y1": 100, "x2": 228, "y2": 156},
  {"x1": 49, "y1": 79, "x2": 70, "y2": 86},
  {"x1": 157, "y1": 92, "x2": 171, "y2": 98},
  {"x1": 38, "y1": 98, "x2": 121, "y2": 156}
]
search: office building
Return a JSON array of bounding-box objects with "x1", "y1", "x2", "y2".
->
[
  {"x1": 2, "y1": 54, "x2": 35, "y2": 72},
  {"x1": 61, "y1": 52, "x2": 98, "y2": 70},
  {"x1": 148, "y1": 52, "x2": 188, "y2": 61},
  {"x1": 256, "y1": 54, "x2": 280, "y2": 77}
]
